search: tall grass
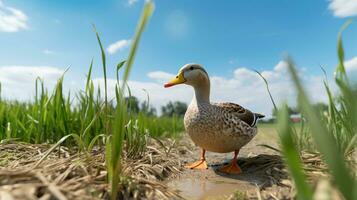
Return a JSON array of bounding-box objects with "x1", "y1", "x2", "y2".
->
[
  {"x1": 273, "y1": 22, "x2": 356, "y2": 199},
  {"x1": 0, "y1": 2, "x2": 181, "y2": 147},
  {"x1": 0, "y1": 1, "x2": 184, "y2": 198},
  {"x1": 277, "y1": 105, "x2": 313, "y2": 200},
  {"x1": 0, "y1": 80, "x2": 182, "y2": 145},
  {"x1": 101, "y1": 2, "x2": 154, "y2": 199}
]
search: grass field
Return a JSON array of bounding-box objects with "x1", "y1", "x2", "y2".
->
[
  {"x1": 257, "y1": 123, "x2": 278, "y2": 139},
  {"x1": 257, "y1": 25, "x2": 357, "y2": 198},
  {"x1": 0, "y1": 1, "x2": 356, "y2": 200},
  {"x1": 273, "y1": 23, "x2": 357, "y2": 199},
  {"x1": 0, "y1": 2, "x2": 184, "y2": 199}
]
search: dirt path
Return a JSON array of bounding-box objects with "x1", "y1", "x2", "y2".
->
[{"x1": 168, "y1": 126, "x2": 294, "y2": 199}]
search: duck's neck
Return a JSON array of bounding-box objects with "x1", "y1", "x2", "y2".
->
[{"x1": 192, "y1": 78, "x2": 210, "y2": 104}]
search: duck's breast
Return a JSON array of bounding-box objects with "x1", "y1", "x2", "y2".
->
[{"x1": 184, "y1": 103, "x2": 257, "y2": 153}]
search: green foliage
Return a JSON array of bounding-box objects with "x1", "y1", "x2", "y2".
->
[
  {"x1": 272, "y1": 106, "x2": 299, "y2": 118},
  {"x1": 258, "y1": 21, "x2": 356, "y2": 200},
  {"x1": 0, "y1": 91, "x2": 182, "y2": 145},
  {"x1": 140, "y1": 101, "x2": 157, "y2": 116},
  {"x1": 0, "y1": 0, "x2": 180, "y2": 167},
  {"x1": 0, "y1": 3, "x2": 182, "y2": 196},
  {"x1": 277, "y1": 105, "x2": 313, "y2": 200},
  {"x1": 274, "y1": 22, "x2": 357, "y2": 200},
  {"x1": 124, "y1": 96, "x2": 157, "y2": 116},
  {"x1": 161, "y1": 101, "x2": 188, "y2": 117},
  {"x1": 125, "y1": 96, "x2": 140, "y2": 114},
  {"x1": 103, "y1": 2, "x2": 154, "y2": 199},
  {"x1": 286, "y1": 58, "x2": 356, "y2": 200}
]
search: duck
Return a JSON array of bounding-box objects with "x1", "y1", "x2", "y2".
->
[{"x1": 164, "y1": 63, "x2": 264, "y2": 174}]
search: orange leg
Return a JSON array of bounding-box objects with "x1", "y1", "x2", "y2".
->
[
  {"x1": 218, "y1": 150, "x2": 242, "y2": 174},
  {"x1": 185, "y1": 149, "x2": 208, "y2": 169}
]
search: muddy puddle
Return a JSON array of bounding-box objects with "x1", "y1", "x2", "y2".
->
[
  {"x1": 168, "y1": 135, "x2": 286, "y2": 199},
  {"x1": 168, "y1": 175, "x2": 257, "y2": 200},
  {"x1": 168, "y1": 131, "x2": 287, "y2": 199}
]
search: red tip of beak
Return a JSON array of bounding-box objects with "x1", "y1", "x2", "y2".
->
[{"x1": 164, "y1": 83, "x2": 174, "y2": 88}]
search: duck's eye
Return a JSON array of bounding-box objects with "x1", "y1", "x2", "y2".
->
[{"x1": 190, "y1": 66, "x2": 194, "y2": 70}]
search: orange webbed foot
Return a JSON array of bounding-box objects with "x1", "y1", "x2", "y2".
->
[
  {"x1": 218, "y1": 150, "x2": 242, "y2": 174},
  {"x1": 185, "y1": 149, "x2": 208, "y2": 169},
  {"x1": 218, "y1": 161, "x2": 242, "y2": 174},
  {"x1": 185, "y1": 159, "x2": 208, "y2": 169}
]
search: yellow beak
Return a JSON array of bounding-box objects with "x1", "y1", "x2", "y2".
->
[{"x1": 164, "y1": 71, "x2": 186, "y2": 88}]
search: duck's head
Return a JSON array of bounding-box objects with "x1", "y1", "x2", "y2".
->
[{"x1": 164, "y1": 63, "x2": 209, "y2": 88}]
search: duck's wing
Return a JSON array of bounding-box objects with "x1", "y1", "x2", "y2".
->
[{"x1": 215, "y1": 102, "x2": 265, "y2": 127}]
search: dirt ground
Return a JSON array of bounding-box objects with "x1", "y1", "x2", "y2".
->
[
  {"x1": 0, "y1": 125, "x2": 331, "y2": 200},
  {"x1": 168, "y1": 125, "x2": 294, "y2": 200}
]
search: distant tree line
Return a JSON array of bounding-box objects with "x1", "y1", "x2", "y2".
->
[
  {"x1": 125, "y1": 96, "x2": 187, "y2": 117},
  {"x1": 161, "y1": 101, "x2": 187, "y2": 117},
  {"x1": 266, "y1": 102, "x2": 329, "y2": 123},
  {"x1": 125, "y1": 96, "x2": 156, "y2": 116},
  {"x1": 271, "y1": 102, "x2": 328, "y2": 118}
]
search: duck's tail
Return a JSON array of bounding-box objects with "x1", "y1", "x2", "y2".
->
[{"x1": 251, "y1": 113, "x2": 265, "y2": 127}]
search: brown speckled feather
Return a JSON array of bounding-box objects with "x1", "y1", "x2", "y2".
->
[
  {"x1": 184, "y1": 101, "x2": 263, "y2": 153},
  {"x1": 214, "y1": 102, "x2": 255, "y2": 126}
]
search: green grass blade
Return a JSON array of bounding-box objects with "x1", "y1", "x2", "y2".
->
[
  {"x1": 33, "y1": 134, "x2": 76, "y2": 168},
  {"x1": 86, "y1": 58, "x2": 94, "y2": 93},
  {"x1": 108, "y1": 2, "x2": 154, "y2": 199},
  {"x1": 254, "y1": 70, "x2": 277, "y2": 111},
  {"x1": 116, "y1": 60, "x2": 126, "y2": 84},
  {"x1": 287, "y1": 58, "x2": 356, "y2": 200},
  {"x1": 88, "y1": 134, "x2": 106, "y2": 152},
  {"x1": 121, "y1": 1, "x2": 154, "y2": 88},
  {"x1": 109, "y1": 85, "x2": 126, "y2": 200},
  {"x1": 93, "y1": 25, "x2": 108, "y2": 113},
  {"x1": 336, "y1": 20, "x2": 352, "y2": 79},
  {"x1": 277, "y1": 104, "x2": 313, "y2": 200}
]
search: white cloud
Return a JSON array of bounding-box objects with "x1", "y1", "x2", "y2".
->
[
  {"x1": 0, "y1": 1, "x2": 28, "y2": 32},
  {"x1": 329, "y1": 0, "x2": 357, "y2": 17},
  {"x1": 91, "y1": 78, "x2": 192, "y2": 114},
  {"x1": 143, "y1": 61, "x2": 327, "y2": 116},
  {"x1": 147, "y1": 71, "x2": 175, "y2": 83},
  {"x1": 43, "y1": 49, "x2": 55, "y2": 55},
  {"x1": 345, "y1": 56, "x2": 357, "y2": 83},
  {"x1": 0, "y1": 66, "x2": 64, "y2": 100},
  {"x1": 274, "y1": 60, "x2": 288, "y2": 72},
  {"x1": 106, "y1": 39, "x2": 131, "y2": 55},
  {"x1": 345, "y1": 56, "x2": 357, "y2": 71},
  {"x1": 3, "y1": 59, "x2": 356, "y2": 117},
  {"x1": 128, "y1": 0, "x2": 139, "y2": 6},
  {"x1": 213, "y1": 62, "x2": 328, "y2": 117},
  {"x1": 89, "y1": 61, "x2": 329, "y2": 117}
]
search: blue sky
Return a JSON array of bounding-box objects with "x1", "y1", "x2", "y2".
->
[{"x1": 1, "y1": 0, "x2": 357, "y2": 116}]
